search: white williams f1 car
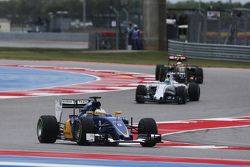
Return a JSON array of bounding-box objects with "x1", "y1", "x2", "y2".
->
[{"x1": 136, "y1": 74, "x2": 200, "y2": 104}]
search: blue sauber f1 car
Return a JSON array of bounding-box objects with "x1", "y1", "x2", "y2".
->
[{"x1": 37, "y1": 97, "x2": 161, "y2": 147}]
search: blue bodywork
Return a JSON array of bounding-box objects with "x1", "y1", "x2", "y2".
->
[
  {"x1": 57, "y1": 97, "x2": 161, "y2": 146},
  {"x1": 68, "y1": 98, "x2": 133, "y2": 142}
]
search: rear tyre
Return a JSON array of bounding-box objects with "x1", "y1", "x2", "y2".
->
[
  {"x1": 188, "y1": 83, "x2": 200, "y2": 101},
  {"x1": 37, "y1": 115, "x2": 59, "y2": 143},
  {"x1": 138, "y1": 118, "x2": 158, "y2": 147},
  {"x1": 176, "y1": 86, "x2": 187, "y2": 104},
  {"x1": 155, "y1": 65, "x2": 164, "y2": 80},
  {"x1": 75, "y1": 117, "x2": 95, "y2": 146},
  {"x1": 186, "y1": 68, "x2": 193, "y2": 82},
  {"x1": 135, "y1": 85, "x2": 147, "y2": 103},
  {"x1": 195, "y1": 68, "x2": 203, "y2": 84}
]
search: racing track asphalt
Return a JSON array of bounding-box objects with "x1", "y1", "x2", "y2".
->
[{"x1": 0, "y1": 60, "x2": 250, "y2": 160}]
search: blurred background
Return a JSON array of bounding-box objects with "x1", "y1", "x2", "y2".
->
[{"x1": 0, "y1": 0, "x2": 249, "y2": 50}]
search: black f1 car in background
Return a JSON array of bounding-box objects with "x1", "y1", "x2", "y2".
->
[
  {"x1": 136, "y1": 73, "x2": 200, "y2": 104},
  {"x1": 155, "y1": 55, "x2": 204, "y2": 84},
  {"x1": 37, "y1": 97, "x2": 161, "y2": 147}
]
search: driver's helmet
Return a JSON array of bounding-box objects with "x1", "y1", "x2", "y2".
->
[{"x1": 95, "y1": 108, "x2": 106, "y2": 115}]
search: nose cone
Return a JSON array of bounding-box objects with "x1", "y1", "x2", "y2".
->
[{"x1": 111, "y1": 118, "x2": 131, "y2": 139}]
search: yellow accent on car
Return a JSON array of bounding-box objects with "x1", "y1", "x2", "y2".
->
[
  {"x1": 63, "y1": 119, "x2": 73, "y2": 139},
  {"x1": 114, "y1": 124, "x2": 130, "y2": 137},
  {"x1": 86, "y1": 111, "x2": 94, "y2": 114},
  {"x1": 113, "y1": 111, "x2": 122, "y2": 117}
]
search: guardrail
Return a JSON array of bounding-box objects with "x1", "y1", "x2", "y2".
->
[{"x1": 168, "y1": 40, "x2": 250, "y2": 62}]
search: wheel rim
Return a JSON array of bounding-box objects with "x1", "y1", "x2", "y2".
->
[{"x1": 37, "y1": 120, "x2": 43, "y2": 137}]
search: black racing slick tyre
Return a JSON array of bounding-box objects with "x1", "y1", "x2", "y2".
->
[
  {"x1": 138, "y1": 118, "x2": 158, "y2": 147},
  {"x1": 75, "y1": 117, "x2": 95, "y2": 146},
  {"x1": 155, "y1": 65, "x2": 164, "y2": 81},
  {"x1": 188, "y1": 82, "x2": 200, "y2": 101},
  {"x1": 136, "y1": 85, "x2": 147, "y2": 103},
  {"x1": 195, "y1": 68, "x2": 203, "y2": 84},
  {"x1": 37, "y1": 115, "x2": 59, "y2": 143},
  {"x1": 176, "y1": 86, "x2": 187, "y2": 104},
  {"x1": 159, "y1": 67, "x2": 167, "y2": 82}
]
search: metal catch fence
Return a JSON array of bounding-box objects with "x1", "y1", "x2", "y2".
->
[{"x1": 168, "y1": 40, "x2": 250, "y2": 62}]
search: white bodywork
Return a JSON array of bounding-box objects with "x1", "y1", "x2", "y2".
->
[
  {"x1": 153, "y1": 82, "x2": 174, "y2": 100},
  {"x1": 147, "y1": 79, "x2": 187, "y2": 101},
  {"x1": 55, "y1": 100, "x2": 63, "y2": 122}
]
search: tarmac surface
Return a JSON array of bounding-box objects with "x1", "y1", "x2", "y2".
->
[{"x1": 0, "y1": 60, "x2": 249, "y2": 161}]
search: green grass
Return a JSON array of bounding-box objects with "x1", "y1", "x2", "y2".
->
[{"x1": 0, "y1": 48, "x2": 250, "y2": 68}]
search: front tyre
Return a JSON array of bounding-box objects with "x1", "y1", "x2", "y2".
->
[
  {"x1": 37, "y1": 115, "x2": 59, "y2": 143},
  {"x1": 138, "y1": 118, "x2": 158, "y2": 147},
  {"x1": 75, "y1": 117, "x2": 95, "y2": 145},
  {"x1": 136, "y1": 85, "x2": 147, "y2": 103},
  {"x1": 188, "y1": 82, "x2": 200, "y2": 101},
  {"x1": 176, "y1": 86, "x2": 187, "y2": 104},
  {"x1": 159, "y1": 67, "x2": 167, "y2": 82},
  {"x1": 155, "y1": 65, "x2": 164, "y2": 80}
]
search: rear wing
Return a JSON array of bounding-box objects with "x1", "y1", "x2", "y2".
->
[
  {"x1": 168, "y1": 55, "x2": 187, "y2": 62},
  {"x1": 55, "y1": 99, "x2": 89, "y2": 122},
  {"x1": 60, "y1": 99, "x2": 89, "y2": 108}
]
